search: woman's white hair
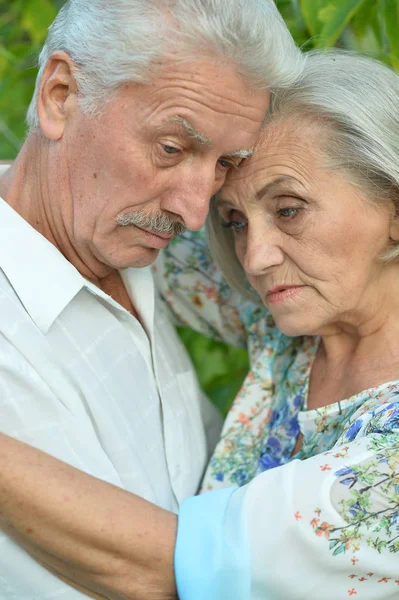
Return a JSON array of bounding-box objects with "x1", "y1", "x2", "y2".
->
[
  {"x1": 27, "y1": 0, "x2": 303, "y2": 128},
  {"x1": 208, "y1": 50, "x2": 399, "y2": 299}
]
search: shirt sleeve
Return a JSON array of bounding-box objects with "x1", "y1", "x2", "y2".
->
[
  {"x1": 153, "y1": 229, "x2": 264, "y2": 348},
  {"x1": 0, "y1": 334, "x2": 123, "y2": 599},
  {"x1": 175, "y1": 429, "x2": 399, "y2": 600}
]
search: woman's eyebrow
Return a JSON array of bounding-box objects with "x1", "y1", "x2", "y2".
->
[
  {"x1": 255, "y1": 175, "x2": 302, "y2": 200},
  {"x1": 217, "y1": 175, "x2": 305, "y2": 208},
  {"x1": 216, "y1": 197, "x2": 236, "y2": 210}
]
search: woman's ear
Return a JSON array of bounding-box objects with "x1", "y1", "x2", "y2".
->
[{"x1": 37, "y1": 51, "x2": 79, "y2": 141}]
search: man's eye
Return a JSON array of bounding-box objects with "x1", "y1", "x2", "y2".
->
[
  {"x1": 162, "y1": 145, "x2": 180, "y2": 155},
  {"x1": 218, "y1": 158, "x2": 234, "y2": 169}
]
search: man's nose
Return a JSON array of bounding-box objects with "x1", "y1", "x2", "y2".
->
[
  {"x1": 241, "y1": 226, "x2": 285, "y2": 277},
  {"x1": 161, "y1": 166, "x2": 224, "y2": 231}
]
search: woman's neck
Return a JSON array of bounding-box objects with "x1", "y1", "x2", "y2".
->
[{"x1": 308, "y1": 292, "x2": 399, "y2": 410}]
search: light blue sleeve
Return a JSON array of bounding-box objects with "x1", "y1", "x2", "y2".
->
[
  {"x1": 174, "y1": 486, "x2": 251, "y2": 600},
  {"x1": 176, "y1": 434, "x2": 399, "y2": 600}
]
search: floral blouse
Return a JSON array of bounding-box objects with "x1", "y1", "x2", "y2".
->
[{"x1": 154, "y1": 230, "x2": 399, "y2": 600}]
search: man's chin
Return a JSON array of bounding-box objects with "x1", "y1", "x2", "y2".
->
[
  {"x1": 128, "y1": 250, "x2": 160, "y2": 269},
  {"x1": 103, "y1": 247, "x2": 160, "y2": 271}
]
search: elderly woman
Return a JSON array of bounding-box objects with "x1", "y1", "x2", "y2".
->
[{"x1": 1, "y1": 50, "x2": 399, "y2": 600}]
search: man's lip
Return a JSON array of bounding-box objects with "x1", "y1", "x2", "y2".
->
[
  {"x1": 135, "y1": 226, "x2": 174, "y2": 241},
  {"x1": 267, "y1": 284, "x2": 303, "y2": 295}
]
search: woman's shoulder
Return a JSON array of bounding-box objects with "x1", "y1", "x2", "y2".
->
[{"x1": 337, "y1": 381, "x2": 399, "y2": 446}]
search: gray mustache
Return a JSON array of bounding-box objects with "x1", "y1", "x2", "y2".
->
[{"x1": 117, "y1": 210, "x2": 187, "y2": 237}]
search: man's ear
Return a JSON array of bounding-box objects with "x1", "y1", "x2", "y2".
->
[{"x1": 37, "y1": 51, "x2": 79, "y2": 141}]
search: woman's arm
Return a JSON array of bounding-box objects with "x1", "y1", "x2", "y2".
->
[
  {"x1": 0, "y1": 433, "x2": 177, "y2": 600},
  {"x1": 175, "y1": 431, "x2": 399, "y2": 600},
  {"x1": 3, "y1": 422, "x2": 397, "y2": 600}
]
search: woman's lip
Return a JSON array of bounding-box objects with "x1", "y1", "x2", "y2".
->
[
  {"x1": 266, "y1": 285, "x2": 304, "y2": 305},
  {"x1": 267, "y1": 284, "x2": 303, "y2": 295}
]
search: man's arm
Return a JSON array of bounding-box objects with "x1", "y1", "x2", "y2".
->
[
  {"x1": 3, "y1": 421, "x2": 397, "y2": 600},
  {"x1": 0, "y1": 433, "x2": 177, "y2": 600}
]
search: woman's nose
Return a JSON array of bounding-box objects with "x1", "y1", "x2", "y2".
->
[{"x1": 241, "y1": 227, "x2": 285, "y2": 277}]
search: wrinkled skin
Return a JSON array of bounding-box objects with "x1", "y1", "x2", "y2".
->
[
  {"x1": 219, "y1": 119, "x2": 399, "y2": 340},
  {"x1": 1, "y1": 54, "x2": 269, "y2": 282}
]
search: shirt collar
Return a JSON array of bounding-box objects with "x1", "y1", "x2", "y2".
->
[
  {"x1": 0, "y1": 170, "x2": 85, "y2": 333},
  {"x1": 0, "y1": 166, "x2": 157, "y2": 335}
]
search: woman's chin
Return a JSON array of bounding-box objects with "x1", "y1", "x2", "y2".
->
[{"x1": 273, "y1": 314, "x2": 317, "y2": 338}]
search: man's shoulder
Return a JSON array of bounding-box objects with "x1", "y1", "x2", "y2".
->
[
  {"x1": 0, "y1": 267, "x2": 44, "y2": 340},
  {"x1": 0, "y1": 267, "x2": 26, "y2": 310}
]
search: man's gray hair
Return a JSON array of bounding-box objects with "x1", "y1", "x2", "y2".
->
[
  {"x1": 208, "y1": 50, "x2": 399, "y2": 299},
  {"x1": 27, "y1": 0, "x2": 303, "y2": 128}
]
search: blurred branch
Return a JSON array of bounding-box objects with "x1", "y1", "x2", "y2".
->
[{"x1": 0, "y1": 119, "x2": 22, "y2": 152}]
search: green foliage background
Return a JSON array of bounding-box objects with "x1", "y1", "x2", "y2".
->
[{"x1": 0, "y1": 0, "x2": 398, "y2": 414}]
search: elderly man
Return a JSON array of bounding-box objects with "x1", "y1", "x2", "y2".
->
[{"x1": 0, "y1": 0, "x2": 302, "y2": 597}]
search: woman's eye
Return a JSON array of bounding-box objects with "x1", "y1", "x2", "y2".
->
[
  {"x1": 277, "y1": 207, "x2": 300, "y2": 218},
  {"x1": 221, "y1": 219, "x2": 247, "y2": 233}
]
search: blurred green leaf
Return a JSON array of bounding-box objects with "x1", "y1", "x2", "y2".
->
[
  {"x1": 384, "y1": 0, "x2": 399, "y2": 63},
  {"x1": 178, "y1": 327, "x2": 248, "y2": 415},
  {"x1": 299, "y1": 0, "x2": 327, "y2": 36},
  {"x1": 299, "y1": 0, "x2": 372, "y2": 47},
  {"x1": 352, "y1": 0, "x2": 380, "y2": 41},
  {"x1": 21, "y1": 0, "x2": 57, "y2": 43},
  {"x1": 318, "y1": 0, "x2": 367, "y2": 46},
  {"x1": 0, "y1": 46, "x2": 17, "y2": 64}
]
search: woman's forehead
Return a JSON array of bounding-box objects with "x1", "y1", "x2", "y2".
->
[
  {"x1": 256, "y1": 115, "x2": 323, "y2": 154},
  {"x1": 223, "y1": 120, "x2": 321, "y2": 195}
]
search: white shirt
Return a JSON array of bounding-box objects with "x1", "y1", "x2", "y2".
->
[{"x1": 0, "y1": 172, "x2": 221, "y2": 598}]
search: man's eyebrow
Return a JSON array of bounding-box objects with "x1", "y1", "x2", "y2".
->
[
  {"x1": 162, "y1": 116, "x2": 254, "y2": 160},
  {"x1": 226, "y1": 147, "x2": 254, "y2": 160},
  {"x1": 167, "y1": 116, "x2": 210, "y2": 145}
]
